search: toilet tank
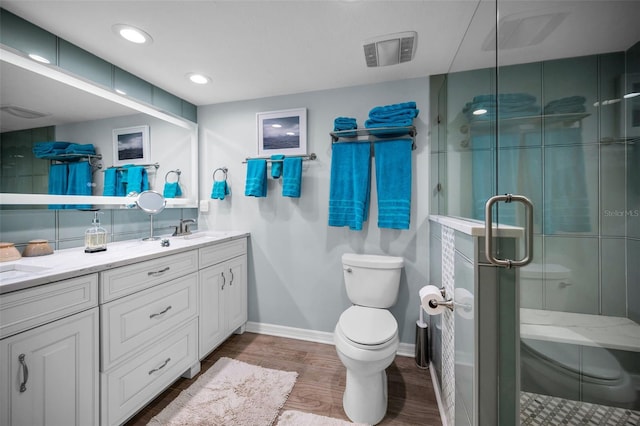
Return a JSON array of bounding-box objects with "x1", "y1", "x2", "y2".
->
[{"x1": 342, "y1": 253, "x2": 404, "y2": 308}]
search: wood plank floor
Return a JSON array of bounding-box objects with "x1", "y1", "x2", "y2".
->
[{"x1": 124, "y1": 332, "x2": 443, "y2": 425}]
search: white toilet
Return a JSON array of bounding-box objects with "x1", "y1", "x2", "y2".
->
[{"x1": 334, "y1": 253, "x2": 404, "y2": 425}]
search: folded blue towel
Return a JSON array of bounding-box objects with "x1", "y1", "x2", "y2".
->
[
  {"x1": 282, "y1": 157, "x2": 302, "y2": 198},
  {"x1": 374, "y1": 139, "x2": 412, "y2": 229},
  {"x1": 34, "y1": 141, "x2": 71, "y2": 158},
  {"x1": 328, "y1": 142, "x2": 371, "y2": 230},
  {"x1": 211, "y1": 180, "x2": 230, "y2": 200},
  {"x1": 334, "y1": 117, "x2": 358, "y2": 131},
  {"x1": 365, "y1": 101, "x2": 419, "y2": 129},
  {"x1": 48, "y1": 163, "x2": 68, "y2": 209},
  {"x1": 245, "y1": 159, "x2": 267, "y2": 197},
  {"x1": 270, "y1": 155, "x2": 285, "y2": 179},
  {"x1": 64, "y1": 143, "x2": 96, "y2": 155},
  {"x1": 125, "y1": 166, "x2": 149, "y2": 194},
  {"x1": 163, "y1": 182, "x2": 182, "y2": 198},
  {"x1": 66, "y1": 161, "x2": 92, "y2": 209}
]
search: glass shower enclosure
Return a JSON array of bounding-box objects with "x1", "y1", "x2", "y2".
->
[{"x1": 429, "y1": 1, "x2": 640, "y2": 424}]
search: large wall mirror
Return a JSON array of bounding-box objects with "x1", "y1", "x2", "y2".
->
[{"x1": 0, "y1": 46, "x2": 198, "y2": 209}]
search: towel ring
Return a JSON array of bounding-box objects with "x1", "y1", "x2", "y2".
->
[
  {"x1": 165, "y1": 169, "x2": 181, "y2": 183},
  {"x1": 213, "y1": 167, "x2": 228, "y2": 182}
]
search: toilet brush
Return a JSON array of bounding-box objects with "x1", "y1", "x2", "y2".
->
[{"x1": 415, "y1": 304, "x2": 429, "y2": 368}]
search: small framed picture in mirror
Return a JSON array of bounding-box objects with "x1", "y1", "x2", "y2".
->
[{"x1": 113, "y1": 125, "x2": 150, "y2": 166}]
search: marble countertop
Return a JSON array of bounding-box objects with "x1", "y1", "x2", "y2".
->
[
  {"x1": 521, "y1": 308, "x2": 640, "y2": 352},
  {"x1": 0, "y1": 230, "x2": 249, "y2": 295}
]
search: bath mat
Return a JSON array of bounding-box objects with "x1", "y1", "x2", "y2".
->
[
  {"x1": 276, "y1": 410, "x2": 370, "y2": 426},
  {"x1": 147, "y1": 357, "x2": 297, "y2": 425}
]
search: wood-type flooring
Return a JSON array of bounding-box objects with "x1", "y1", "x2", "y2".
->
[{"x1": 124, "y1": 332, "x2": 443, "y2": 425}]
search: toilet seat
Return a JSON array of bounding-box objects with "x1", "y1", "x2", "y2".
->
[
  {"x1": 338, "y1": 306, "x2": 398, "y2": 347},
  {"x1": 522, "y1": 339, "x2": 622, "y2": 382}
]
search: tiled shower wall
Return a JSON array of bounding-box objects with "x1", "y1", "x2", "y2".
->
[
  {"x1": 0, "y1": 207, "x2": 198, "y2": 252},
  {"x1": 431, "y1": 46, "x2": 640, "y2": 320}
]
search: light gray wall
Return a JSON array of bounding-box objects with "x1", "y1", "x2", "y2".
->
[{"x1": 197, "y1": 78, "x2": 430, "y2": 343}]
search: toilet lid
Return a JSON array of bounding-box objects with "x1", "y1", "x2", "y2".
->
[
  {"x1": 523, "y1": 339, "x2": 622, "y2": 381},
  {"x1": 339, "y1": 306, "x2": 398, "y2": 346}
]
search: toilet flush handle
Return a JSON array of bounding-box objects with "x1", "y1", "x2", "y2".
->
[{"x1": 344, "y1": 267, "x2": 352, "y2": 273}]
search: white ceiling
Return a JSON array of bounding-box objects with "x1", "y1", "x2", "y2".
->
[{"x1": 2, "y1": 0, "x2": 640, "y2": 109}]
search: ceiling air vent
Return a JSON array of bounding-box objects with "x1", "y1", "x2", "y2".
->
[{"x1": 363, "y1": 31, "x2": 417, "y2": 68}]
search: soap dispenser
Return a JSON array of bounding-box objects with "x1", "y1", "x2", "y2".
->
[{"x1": 85, "y1": 211, "x2": 107, "y2": 253}]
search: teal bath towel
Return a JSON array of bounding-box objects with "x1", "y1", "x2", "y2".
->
[
  {"x1": 245, "y1": 159, "x2": 267, "y2": 197},
  {"x1": 328, "y1": 142, "x2": 371, "y2": 230},
  {"x1": 48, "y1": 163, "x2": 68, "y2": 209},
  {"x1": 66, "y1": 161, "x2": 92, "y2": 209},
  {"x1": 124, "y1": 165, "x2": 149, "y2": 194},
  {"x1": 282, "y1": 157, "x2": 302, "y2": 198},
  {"x1": 374, "y1": 139, "x2": 412, "y2": 229}
]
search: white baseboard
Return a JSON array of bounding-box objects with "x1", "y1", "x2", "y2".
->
[{"x1": 245, "y1": 321, "x2": 415, "y2": 357}]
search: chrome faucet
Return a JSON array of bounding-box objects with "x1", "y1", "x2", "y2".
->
[{"x1": 172, "y1": 218, "x2": 196, "y2": 236}]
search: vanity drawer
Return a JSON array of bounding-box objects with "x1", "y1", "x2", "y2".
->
[
  {"x1": 199, "y1": 237, "x2": 247, "y2": 269},
  {"x1": 100, "y1": 250, "x2": 198, "y2": 302},
  {"x1": 100, "y1": 272, "x2": 198, "y2": 371},
  {"x1": 0, "y1": 274, "x2": 98, "y2": 339},
  {"x1": 100, "y1": 318, "x2": 198, "y2": 426}
]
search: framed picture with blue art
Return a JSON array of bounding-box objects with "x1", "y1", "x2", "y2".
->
[
  {"x1": 257, "y1": 108, "x2": 307, "y2": 156},
  {"x1": 113, "y1": 125, "x2": 150, "y2": 166}
]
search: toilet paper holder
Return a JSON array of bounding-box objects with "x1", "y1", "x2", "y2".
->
[{"x1": 428, "y1": 287, "x2": 454, "y2": 311}]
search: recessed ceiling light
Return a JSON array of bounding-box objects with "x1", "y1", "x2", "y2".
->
[
  {"x1": 28, "y1": 53, "x2": 50, "y2": 64},
  {"x1": 187, "y1": 73, "x2": 210, "y2": 85},
  {"x1": 112, "y1": 24, "x2": 153, "y2": 44}
]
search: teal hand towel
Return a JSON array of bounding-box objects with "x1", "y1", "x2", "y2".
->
[
  {"x1": 48, "y1": 163, "x2": 68, "y2": 209},
  {"x1": 163, "y1": 182, "x2": 182, "y2": 198},
  {"x1": 374, "y1": 139, "x2": 412, "y2": 229},
  {"x1": 282, "y1": 157, "x2": 302, "y2": 198},
  {"x1": 211, "y1": 180, "x2": 230, "y2": 200},
  {"x1": 270, "y1": 155, "x2": 285, "y2": 178},
  {"x1": 244, "y1": 159, "x2": 267, "y2": 197},
  {"x1": 328, "y1": 142, "x2": 371, "y2": 230}
]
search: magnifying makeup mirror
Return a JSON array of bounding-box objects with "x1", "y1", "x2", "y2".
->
[{"x1": 136, "y1": 190, "x2": 166, "y2": 241}]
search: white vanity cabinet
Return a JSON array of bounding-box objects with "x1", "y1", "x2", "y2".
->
[
  {"x1": 198, "y1": 238, "x2": 248, "y2": 359},
  {"x1": 0, "y1": 274, "x2": 99, "y2": 426},
  {"x1": 99, "y1": 250, "x2": 200, "y2": 426}
]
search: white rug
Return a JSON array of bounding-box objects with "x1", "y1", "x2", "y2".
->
[
  {"x1": 276, "y1": 410, "x2": 370, "y2": 426},
  {"x1": 148, "y1": 357, "x2": 297, "y2": 426}
]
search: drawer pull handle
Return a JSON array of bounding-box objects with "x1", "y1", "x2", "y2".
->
[
  {"x1": 229, "y1": 268, "x2": 234, "y2": 286},
  {"x1": 18, "y1": 354, "x2": 28, "y2": 392},
  {"x1": 150, "y1": 305, "x2": 172, "y2": 319},
  {"x1": 148, "y1": 267, "x2": 170, "y2": 277},
  {"x1": 221, "y1": 272, "x2": 226, "y2": 290},
  {"x1": 148, "y1": 358, "x2": 171, "y2": 375}
]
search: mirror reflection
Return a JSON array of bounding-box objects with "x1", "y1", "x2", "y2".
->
[{"x1": 0, "y1": 50, "x2": 198, "y2": 208}]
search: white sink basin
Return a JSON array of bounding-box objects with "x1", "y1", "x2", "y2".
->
[
  {"x1": 0, "y1": 263, "x2": 52, "y2": 281},
  {"x1": 183, "y1": 231, "x2": 230, "y2": 240}
]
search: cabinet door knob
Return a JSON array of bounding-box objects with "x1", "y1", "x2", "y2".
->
[
  {"x1": 221, "y1": 272, "x2": 226, "y2": 290},
  {"x1": 229, "y1": 268, "x2": 234, "y2": 286},
  {"x1": 18, "y1": 354, "x2": 29, "y2": 393}
]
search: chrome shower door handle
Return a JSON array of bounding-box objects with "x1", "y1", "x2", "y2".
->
[{"x1": 484, "y1": 194, "x2": 533, "y2": 268}]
